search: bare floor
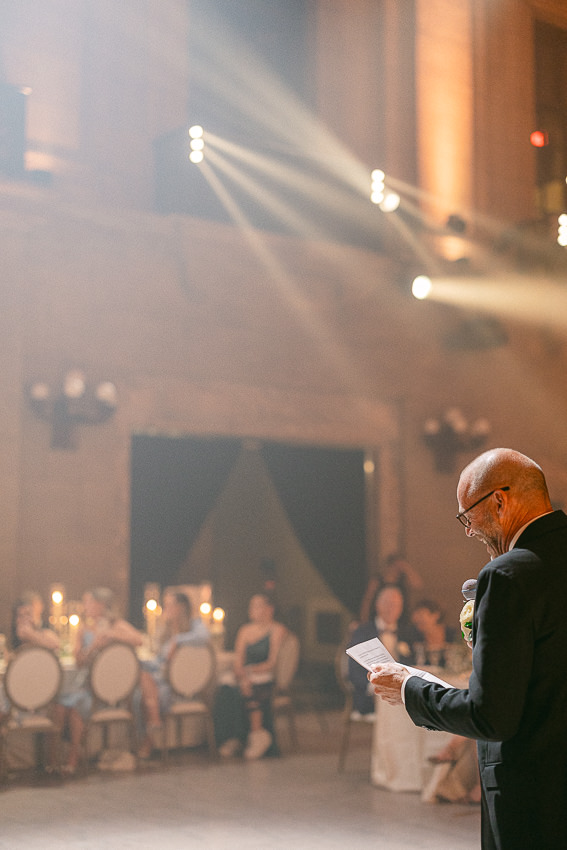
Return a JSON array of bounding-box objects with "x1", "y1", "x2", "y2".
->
[{"x1": 0, "y1": 711, "x2": 480, "y2": 849}]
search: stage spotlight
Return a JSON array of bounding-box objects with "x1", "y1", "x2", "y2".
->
[
  {"x1": 370, "y1": 169, "x2": 385, "y2": 205},
  {"x1": 412, "y1": 275, "x2": 432, "y2": 300},
  {"x1": 188, "y1": 125, "x2": 205, "y2": 164},
  {"x1": 558, "y1": 214, "x2": 567, "y2": 247},
  {"x1": 379, "y1": 191, "x2": 401, "y2": 213}
]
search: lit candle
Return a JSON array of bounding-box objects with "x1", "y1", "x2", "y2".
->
[
  {"x1": 143, "y1": 583, "x2": 161, "y2": 654},
  {"x1": 211, "y1": 607, "x2": 225, "y2": 651},
  {"x1": 199, "y1": 601, "x2": 212, "y2": 622},
  {"x1": 66, "y1": 607, "x2": 80, "y2": 658},
  {"x1": 49, "y1": 584, "x2": 66, "y2": 637}
]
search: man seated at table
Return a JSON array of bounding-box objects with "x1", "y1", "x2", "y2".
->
[{"x1": 347, "y1": 584, "x2": 417, "y2": 716}]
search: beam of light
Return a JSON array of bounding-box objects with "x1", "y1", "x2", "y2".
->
[
  {"x1": 381, "y1": 209, "x2": 445, "y2": 274},
  {"x1": 208, "y1": 133, "x2": 356, "y2": 198},
  {"x1": 195, "y1": 158, "x2": 378, "y2": 398},
  {"x1": 416, "y1": 274, "x2": 567, "y2": 330},
  {"x1": 190, "y1": 3, "x2": 566, "y2": 321},
  {"x1": 206, "y1": 141, "x2": 405, "y2": 309},
  {"x1": 205, "y1": 146, "x2": 329, "y2": 241},
  {"x1": 189, "y1": 12, "x2": 374, "y2": 196},
  {"x1": 384, "y1": 173, "x2": 531, "y2": 241},
  {"x1": 205, "y1": 141, "x2": 407, "y2": 311},
  {"x1": 206, "y1": 133, "x2": 386, "y2": 238},
  {"x1": 190, "y1": 1, "x2": 536, "y2": 269}
]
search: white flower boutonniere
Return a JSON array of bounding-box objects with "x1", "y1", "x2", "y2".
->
[{"x1": 459, "y1": 600, "x2": 474, "y2": 643}]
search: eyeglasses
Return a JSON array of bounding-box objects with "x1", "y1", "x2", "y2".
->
[{"x1": 456, "y1": 486, "x2": 510, "y2": 528}]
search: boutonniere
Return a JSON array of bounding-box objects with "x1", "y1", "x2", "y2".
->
[{"x1": 459, "y1": 600, "x2": 474, "y2": 643}]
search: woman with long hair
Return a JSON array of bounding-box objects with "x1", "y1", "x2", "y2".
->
[
  {"x1": 214, "y1": 593, "x2": 288, "y2": 760},
  {"x1": 56, "y1": 587, "x2": 143, "y2": 773},
  {"x1": 137, "y1": 589, "x2": 210, "y2": 759}
]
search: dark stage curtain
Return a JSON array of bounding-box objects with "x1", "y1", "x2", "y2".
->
[
  {"x1": 261, "y1": 442, "x2": 367, "y2": 615},
  {"x1": 129, "y1": 435, "x2": 240, "y2": 625}
]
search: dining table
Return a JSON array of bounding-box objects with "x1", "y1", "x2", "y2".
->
[{"x1": 370, "y1": 670, "x2": 470, "y2": 796}]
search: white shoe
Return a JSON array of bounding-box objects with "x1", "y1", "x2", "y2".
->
[{"x1": 244, "y1": 728, "x2": 272, "y2": 760}]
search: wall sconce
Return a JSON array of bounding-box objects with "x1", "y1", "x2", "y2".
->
[
  {"x1": 28, "y1": 368, "x2": 118, "y2": 449},
  {"x1": 422, "y1": 408, "x2": 491, "y2": 474}
]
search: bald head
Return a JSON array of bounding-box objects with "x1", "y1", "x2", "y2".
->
[
  {"x1": 459, "y1": 448, "x2": 550, "y2": 506},
  {"x1": 457, "y1": 449, "x2": 553, "y2": 557}
]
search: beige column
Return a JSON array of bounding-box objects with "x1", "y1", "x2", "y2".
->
[
  {"x1": 471, "y1": 0, "x2": 537, "y2": 223},
  {"x1": 415, "y1": 0, "x2": 474, "y2": 229}
]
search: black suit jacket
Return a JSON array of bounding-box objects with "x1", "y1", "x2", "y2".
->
[
  {"x1": 348, "y1": 619, "x2": 417, "y2": 714},
  {"x1": 405, "y1": 511, "x2": 567, "y2": 850}
]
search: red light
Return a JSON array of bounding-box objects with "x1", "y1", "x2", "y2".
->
[{"x1": 530, "y1": 130, "x2": 549, "y2": 148}]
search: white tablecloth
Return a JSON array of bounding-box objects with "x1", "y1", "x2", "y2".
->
[{"x1": 370, "y1": 672, "x2": 469, "y2": 794}]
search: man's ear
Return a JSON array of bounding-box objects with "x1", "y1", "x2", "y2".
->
[{"x1": 494, "y1": 489, "x2": 508, "y2": 512}]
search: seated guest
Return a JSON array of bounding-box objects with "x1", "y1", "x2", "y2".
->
[
  {"x1": 0, "y1": 593, "x2": 61, "y2": 723},
  {"x1": 136, "y1": 589, "x2": 210, "y2": 759},
  {"x1": 358, "y1": 554, "x2": 424, "y2": 624},
  {"x1": 423, "y1": 631, "x2": 480, "y2": 806},
  {"x1": 425, "y1": 735, "x2": 482, "y2": 805},
  {"x1": 10, "y1": 591, "x2": 60, "y2": 652},
  {"x1": 214, "y1": 593, "x2": 287, "y2": 759},
  {"x1": 56, "y1": 586, "x2": 143, "y2": 773},
  {"x1": 348, "y1": 584, "x2": 417, "y2": 716},
  {"x1": 410, "y1": 599, "x2": 457, "y2": 669}
]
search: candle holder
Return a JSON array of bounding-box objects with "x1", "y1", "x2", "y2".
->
[
  {"x1": 64, "y1": 600, "x2": 81, "y2": 659},
  {"x1": 49, "y1": 583, "x2": 66, "y2": 638},
  {"x1": 143, "y1": 583, "x2": 161, "y2": 654}
]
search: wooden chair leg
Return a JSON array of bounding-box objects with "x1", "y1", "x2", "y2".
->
[
  {"x1": 129, "y1": 720, "x2": 139, "y2": 768},
  {"x1": 0, "y1": 734, "x2": 8, "y2": 784},
  {"x1": 162, "y1": 718, "x2": 171, "y2": 764},
  {"x1": 287, "y1": 708, "x2": 298, "y2": 750},
  {"x1": 205, "y1": 713, "x2": 218, "y2": 759},
  {"x1": 51, "y1": 729, "x2": 61, "y2": 774},
  {"x1": 338, "y1": 714, "x2": 351, "y2": 773}
]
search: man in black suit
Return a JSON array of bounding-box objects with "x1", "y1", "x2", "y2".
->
[
  {"x1": 369, "y1": 448, "x2": 567, "y2": 850},
  {"x1": 347, "y1": 584, "x2": 416, "y2": 715}
]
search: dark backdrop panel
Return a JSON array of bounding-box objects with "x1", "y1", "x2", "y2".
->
[
  {"x1": 130, "y1": 436, "x2": 368, "y2": 625},
  {"x1": 261, "y1": 442, "x2": 367, "y2": 614},
  {"x1": 129, "y1": 435, "x2": 240, "y2": 624}
]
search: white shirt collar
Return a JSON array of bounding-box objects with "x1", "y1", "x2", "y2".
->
[
  {"x1": 375, "y1": 616, "x2": 396, "y2": 632},
  {"x1": 509, "y1": 511, "x2": 553, "y2": 550}
]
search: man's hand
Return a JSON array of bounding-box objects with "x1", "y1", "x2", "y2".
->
[{"x1": 367, "y1": 662, "x2": 410, "y2": 706}]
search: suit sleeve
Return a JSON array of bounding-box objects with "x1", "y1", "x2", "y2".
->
[{"x1": 405, "y1": 561, "x2": 533, "y2": 741}]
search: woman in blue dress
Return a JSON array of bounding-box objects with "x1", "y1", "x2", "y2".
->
[
  {"x1": 0, "y1": 593, "x2": 60, "y2": 720},
  {"x1": 56, "y1": 587, "x2": 144, "y2": 773},
  {"x1": 136, "y1": 590, "x2": 210, "y2": 758},
  {"x1": 215, "y1": 593, "x2": 287, "y2": 760}
]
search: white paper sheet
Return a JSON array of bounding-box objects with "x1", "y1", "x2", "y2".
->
[{"x1": 346, "y1": 637, "x2": 453, "y2": 688}]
